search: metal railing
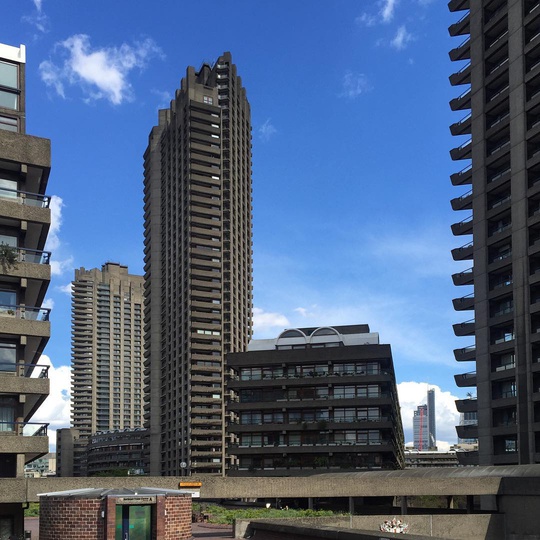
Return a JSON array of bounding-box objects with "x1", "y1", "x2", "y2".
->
[
  {"x1": 0, "y1": 305, "x2": 50, "y2": 321},
  {"x1": 0, "y1": 187, "x2": 50, "y2": 208},
  {"x1": 0, "y1": 362, "x2": 49, "y2": 377},
  {"x1": 0, "y1": 421, "x2": 48, "y2": 436}
]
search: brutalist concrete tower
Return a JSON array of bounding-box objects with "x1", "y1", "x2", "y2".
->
[
  {"x1": 0, "y1": 42, "x2": 52, "y2": 537},
  {"x1": 143, "y1": 52, "x2": 253, "y2": 475},
  {"x1": 449, "y1": 0, "x2": 540, "y2": 465}
]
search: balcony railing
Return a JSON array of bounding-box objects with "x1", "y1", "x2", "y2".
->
[
  {"x1": 13, "y1": 247, "x2": 51, "y2": 264},
  {"x1": 0, "y1": 421, "x2": 48, "y2": 436},
  {"x1": 0, "y1": 305, "x2": 50, "y2": 321},
  {"x1": 0, "y1": 362, "x2": 49, "y2": 377},
  {"x1": 0, "y1": 187, "x2": 50, "y2": 208}
]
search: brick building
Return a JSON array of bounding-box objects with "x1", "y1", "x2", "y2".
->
[{"x1": 39, "y1": 488, "x2": 192, "y2": 540}]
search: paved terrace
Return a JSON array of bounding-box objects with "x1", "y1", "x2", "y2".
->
[{"x1": 4, "y1": 465, "x2": 540, "y2": 503}]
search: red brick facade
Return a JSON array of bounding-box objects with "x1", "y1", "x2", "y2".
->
[{"x1": 40, "y1": 493, "x2": 192, "y2": 540}]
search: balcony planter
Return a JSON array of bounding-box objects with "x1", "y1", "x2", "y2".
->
[{"x1": 0, "y1": 243, "x2": 18, "y2": 272}]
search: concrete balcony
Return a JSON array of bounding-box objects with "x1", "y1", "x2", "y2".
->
[
  {"x1": 453, "y1": 293, "x2": 475, "y2": 311},
  {"x1": 452, "y1": 242, "x2": 473, "y2": 261},
  {"x1": 453, "y1": 318, "x2": 475, "y2": 337},
  {"x1": 449, "y1": 37, "x2": 471, "y2": 61},
  {"x1": 456, "y1": 450, "x2": 478, "y2": 465},
  {"x1": 455, "y1": 398, "x2": 477, "y2": 413},
  {"x1": 454, "y1": 345, "x2": 475, "y2": 362},
  {"x1": 448, "y1": 0, "x2": 469, "y2": 12},
  {"x1": 452, "y1": 267, "x2": 473, "y2": 286},
  {"x1": 450, "y1": 139, "x2": 472, "y2": 161},
  {"x1": 450, "y1": 114, "x2": 472, "y2": 137},
  {"x1": 450, "y1": 87, "x2": 471, "y2": 111},
  {"x1": 449, "y1": 12, "x2": 470, "y2": 36},
  {"x1": 451, "y1": 164, "x2": 472, "y2": 186},
  {"x1": 456, "y1": 423, "x2": 478, "y2": 439},
  {"x1": 454, "y1": 371, "x2": 477, "y2": 387},
  {"x1": 450, "y1": 62, "x2": 471, "y2": 86},
  {"x1": 0, "y1": 364, "x2": 49, "y2": 420},
  {"x1": 0, "y1": 422, "x2": 49, "y2": 464},
  {"x1": 452, "y1": 215, "x2": 473, "y2": 236}
]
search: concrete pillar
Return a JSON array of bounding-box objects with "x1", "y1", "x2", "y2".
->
[
  {"x1": 349, "y1": 497, "x2": 354, "y2": 515},
  {"x1": 308, "y1": 498, "x2": 314, "y2": 510},
  {"x1": 467, "y1": 495, "x2": 474, "y2": 513},
  {"x1": 400, "y1": 496, "x2": 408, "y2": 516},
  {"x1": 447, "y1": 495, "x2": 454, "y2": 509}
]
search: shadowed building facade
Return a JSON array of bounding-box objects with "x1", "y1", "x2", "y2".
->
[
  {"x1": 143, "y1": 52, "x2": 253, "y2": 476},
  {"x1": 0, "y1": 42, "x2": 52, "y2": 537},
  {"x1": 449, "y1": 0, "x2": 540, "y2": 465},
  {"x1": 226, "y1": 325, "x2": 404, "y2": 475}
]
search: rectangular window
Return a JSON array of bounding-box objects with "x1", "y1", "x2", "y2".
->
[
  {"x1": 203, "y1": 96, "x2": 213, "y2": 105},
  {"x1": 0, "y1": 62, "x2": 18, "y2": 89},
  {"x1": 0, "y1": 90, "x2": 18, "y2": 110},
  {"x1": 0, "y1": 342, "x2": 16, "y2": 372},
  {"x1": 0, "y1": 115, "x2": 17, "y2": 132}
]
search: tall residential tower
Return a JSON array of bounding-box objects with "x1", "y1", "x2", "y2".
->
[
  {"x1": 71, "y1": 263, "x2": 144, "y2": 439},
  {"x1": 450, "y1": 0, "x2": 540, "y2": 465},
  {"x1": 143, "y1": 52, "x2": 253, "y2": 475},
  {"x1": 0, "y1": 42, "x2": 52, "y2": 537}
]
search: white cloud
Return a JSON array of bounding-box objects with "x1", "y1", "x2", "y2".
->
[
  {"x1": 56, "y1": 282, "x2": 73, "y2": 295},
  {"x1": 45, "y1": 195, "x2": 63, "y2": 252},
  {"x1": 356, "y1": 0, "x2": 398, "y2": 27},
  {"x1": 40, "y1": 34, "x2": 163, "y2": 105},
  {"x1": 50, "y1": 256, "x2": 74, "y2": 277},
  {"x1": 31, "y1": 355, "x2": 71, "y2": 451},
  {"x1": 391, "y1": 25, "x2": 414, "y2": 50},
  {"x1": 380, "y1": 0, "x2": 398, "y2": 23},
  {"x1": 259, "y1": 119, "x2": 277, "y2": 142},
  {"x1": 44, "y1": 196, "x2": 74, "y2": 276},
  {"x1": 398, "y1": 382, "x2": 460, "y2": 446},
  {"x1": 22, "y1": 0, "x2": 49, "y2": 33},
  {"x1": 294, "y1": 306, "x2": 319, "y2": 318},
  {"x1": 253, "y1": 307, "x2": 289, "y2": 334},
  {"x1": 355, "y1": 13, "x2": 378, "y2": 27},
  {"x1": 42, "y1": 298, "x2": 54, "y2": 310},
  {"x1": 340, "y1": 72, "x2": 372, "y2": 99}
]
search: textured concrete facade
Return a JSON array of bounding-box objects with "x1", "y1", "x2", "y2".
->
[
  {"x1": 450, "y1": 0, "x2": 540, "y2": 465},
  {"x1": 143, "y1": 52, "x2": 253, "y2": 476},
  {"x1": 71, "y1": 263, "x2": 144, "y2": 439},
  {"x1": 0, "y1": 41, "x2": 52, "y2": 538}
]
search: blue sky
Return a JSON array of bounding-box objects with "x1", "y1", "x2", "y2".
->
[{"x1": 4, "y1": 0, "x2": 472, "y2": 448}]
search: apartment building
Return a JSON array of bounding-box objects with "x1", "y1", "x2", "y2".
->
[
  {"x1": 143, "y1": 52, "x2": 252, "y2": 475},
  {"x1": 226, "y1": 325, "x2": 404, "y2": 475},
  {"x1": 0, "y1": 42, "x2": 51, "y2": 537},
  {"x1": 71, "y1": 263, "x2": 144, "y2": 437},
  {"x1": 449, "y1": 0, "x2": 540, "y2": 464}
]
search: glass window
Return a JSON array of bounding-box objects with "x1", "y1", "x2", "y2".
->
[
  {"x1": 0, "y1": 179, "x2": 17, "y2": 200},
  {"x1": 0, "y1": 397, "x2": 15, "y2": 432},
  {"x1": 0, "y1": 62, "x2": 18, "y2": 89},
  {"x1": 0, "y1": 115, "x2": 17, "y2": 132},
  {"x1": 0, "y1": 90, "x2": 17, "y2": 110},
  {"x1": 0, "y1": 342, "x2": 16, "y2": 372}
]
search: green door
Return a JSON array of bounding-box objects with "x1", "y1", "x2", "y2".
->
[{"x1": 115, "y1": 505, "x2": 152, "y2": 540}]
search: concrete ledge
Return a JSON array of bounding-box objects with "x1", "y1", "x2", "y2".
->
[
  {"x1": 235, "y1": 519, "x2": 445, "y2": 540},
  {"x1": 234, "y1": 515, "x2": 504, "y2": 540}
]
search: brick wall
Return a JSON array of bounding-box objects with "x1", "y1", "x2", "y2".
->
[
  {"x1": 39, "y1": 496, "x2": 103, "y2": 540},
  {"x1": 163, "y1": 495, "x2": 192, "y2": 540},
  {"x1": 40, "y1": 493, "x2": 192, "y2": 540}
]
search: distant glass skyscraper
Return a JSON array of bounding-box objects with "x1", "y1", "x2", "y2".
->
[
  {"x1": 143, "y1": 52, "x2": 253, "y2": 476},
  {"x1": 413, "y1": 389, "x2": 436, "y2": 450}
]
